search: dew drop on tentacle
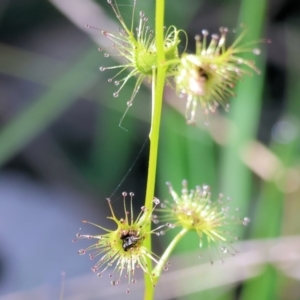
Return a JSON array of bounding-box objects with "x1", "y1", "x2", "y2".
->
[
  {"x1": 202, "y1": 29, "x2": 209, "y2": 36},
  {"x1": 242, "y1": 217, "x2": 251, "y2": 226},
  {"x1": 211, "y1": 34, "x2": 219, "y2": 40},
  {"x1": 99, "y1": 66, "x2": 106, "y2": 71},
  {"x1": 78, "y1": 249, "x2": 86, "y2": 255},
  {"x1": 253, "y1": 48, "x2": 261, "y2": 55},
  {"x1": 153, "y1": 198, "x2": 160, "y2": 205},
  {"x1": 160, "y1": 203, "x2": 166, "y2": 208},
  {"x1": 222, "y1": 206, "x2": 230, "y2": 212},
  {"x1": 220, "y1": 246, "x2": 227, "y2": 253},
  {"x1": 202, "y1": 185, "x2": 210, "y2": 196},
  {"x1": 220, "y1": 26, "x2": 228, "y2": 34},
  {"x1": 166, "y1": 222, "x2": 175, "y2": 228},
  {"x1": 113, "y1": 92, "x2": 119, "y2": 98},
  {"x1": 91, "y1": 266, "x2": 98, "y2": 272}
]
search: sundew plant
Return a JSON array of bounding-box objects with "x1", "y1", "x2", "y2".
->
[
  {"x1": 77, "y1": 0, "x2": 268, "y2": 299},
  {"x1": 2, "y1": 0, "x2": 300, "y2": 298}
]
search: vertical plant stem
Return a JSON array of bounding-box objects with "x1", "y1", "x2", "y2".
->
[
  {"x1": 143, "y1": 0, "x2": 166, "y2": 299},
  {"x1": 152, "y1": 228, "x2": 188, "y2": 285}
]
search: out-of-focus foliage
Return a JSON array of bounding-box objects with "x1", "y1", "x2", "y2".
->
[{"x1": 0, "y1": 0, "x2": 299, "y2": 299}]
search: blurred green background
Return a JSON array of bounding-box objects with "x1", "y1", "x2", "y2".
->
[{"x1": 0, "y1": 0, "x2": 300, "y2": 299}]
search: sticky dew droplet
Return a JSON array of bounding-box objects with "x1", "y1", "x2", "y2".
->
[
  {"x1": 220, "y1": 246, "x2": 227, "y2": 253},
  {"x1": 253, "y1": 48, "x2": 261, "y2": 55},
  {"x1": 202, "y1": 29, "x2": 209, "y2": 36},
  {"x1": 153, "y1": 198, "x2": 160, "y2": 205},
  {"x1": 242, "y1": 217, "x2": 251, "y2": 226},
  {"x1": 166, "y1": 223, "x2": 175, "y2": 228},
  {"x1": 91, "y1": 266, "x2": 98, "y2": 272}
]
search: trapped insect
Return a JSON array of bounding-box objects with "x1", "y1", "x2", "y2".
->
[{"x1": 120, "y1": 231, "x2": 142, "y2": 251}]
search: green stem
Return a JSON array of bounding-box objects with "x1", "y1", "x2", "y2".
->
[
  {"x1": 143, "y1": 0, "x2": 166, "y2": 299},
  {"x1": 152, "y1": 228, "x2": 188, "y2": 285}
]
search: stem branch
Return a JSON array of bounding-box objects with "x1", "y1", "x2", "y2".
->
[{"x1": 152, "y1": 228, "x2": 188, "y2": 285}]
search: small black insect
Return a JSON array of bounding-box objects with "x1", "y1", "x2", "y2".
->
[
  {"x1": 197, "y1": 67, "x2": 209, "y2": 81},
  {"x1": 120, "y1": 232, "x2": 140, "y2": 252}
]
